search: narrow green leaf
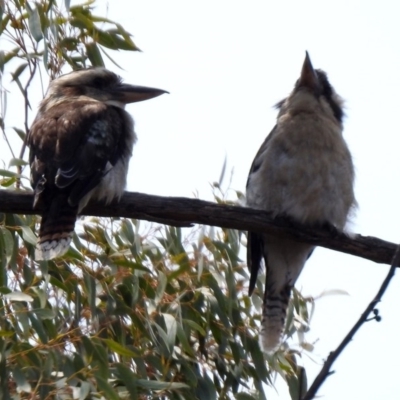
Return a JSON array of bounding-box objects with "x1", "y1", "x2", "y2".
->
[
  {"x1": 154, "y1": 271, "x2": 167, "y2": 305},
  {"x1": 0, "y1": 50, "x2": 4, "y2": 74},
  {"x1": 8, "y1": 158, "x2": 28, "y2": 167},
  {"x1": 33, "y1": 308, "x2": 56, "y2": 320},
  {"x1": 60, "y1": 37, "x2": 79, "y2": 51},
  {"x1": 43, "y1": 36, "x2": 48, "y2": 71},
  {"x1": 12, "y1": 366, "x2": 31, "y2": 393},
  {"x1": 182, "y1": 319, "x2": 206, "y2": 336},
  {"x1": 197, "y1": 253, "x2": 204, "y2": 280},
  {"x1": 0, "y1": 14, "x2": 10, "y2": 36},
  {"x1": 48, "y1": 275, "x2": 68, "y2": 292},
  {"x1": 78, "y1": 381, "x2": 91, "y2": 400},
  {"x1": 0, "y1": 177, "x2": 16, "y2": 187},
  {"x1": 247, "y1": 336, "x2": 269, "y2": 383},
  {"x1": 26, "y1": 5, "x2": 43, "y2": 42},
  {"x1": 115, "y1": 363, "x2": 138, "y2": 398},
  {"x1": 85, "y1": 42, "x2": 104, "y2": 67},
  {"x1": 15, "y1": 306, "x2": 30, "y2": 337},
  {"x1": 20, "y1": 226, "x2": 37, "y2": 246},
  {"x1": 81, "y1": 336, "x2": 95, "y2": 359},
  {"x1": 111, "y1": 257, "x2": 150, "y2": 273},
  {"x1": 104, "y1": 229, "x2": 118, "y2": 251},
  {"x1": 95, "y1": 376, "x2": 120, "y2": 400},
  {"x1": 0, "y1": 226, "x2": 13, "y2": 266},
  {"x1": 153, "y1": 322, "x2": 170, "y2": 357},
  {"x1": 195, "y1": 376, "x2": 217, "y2": 400},
  {"x1": 91, "y1": 340, "x2": 109, "y2": 378},
  {"x1": 176, "y1": 324, "x2": 195, "y2": 357},
  {"x1": 219, "y1": 156, "x2": 227, "y2": 187},
  {"x1": 103, "y1": 339, "x2": 139, "y2": 358},
  {"x1": 28, "y1": 311, "x2": 48, "y2": 343},
  {"x1": 235, "y1": 393, "x2": 258, "y2": 400},
  {"x1": 108, "y1": 31, "x2": 139, "y2": 51},
  {"x1": 93, "y1": 29, "x2": 118, "y2": 49},
  {"x1": 65, "y1": 240, "x2": 85, "y2": 261},
  {"x1": 121, "y1": 219, "x2": 135, "y2": 244},
  {"x1": 74, "y1": 285, "x2": 82, "y2": 327},
  {"x1": 0, "y1": 330, "x2": 14, "y2": 337},
  {"x1": 162, "y1": 313, "x2": 177, "y2": 352},
  {"x1": 207, "y1": 291, "x2": 230, "y2": 328},
  {"x1": 70, "y1": 13, "x2": 95, "y2": 30},
  {"x1": 4, "y1": 292, "x2": 33, "y2": 302},
  {"x1": 83, "y1": 272, "x2": 96, "y2": 316},
  {"x1": 0, "y1": 169, "x2": 20, "y2": 178},
  {"x1": 136, "y1": 379, "x2": 189, "y2": 390},
  {"x1": 317, "y1": 289, "x2": 350, "y2": 298},
  {"x1": 21, "y1": 342, "x2": 43, "y2": 367},
  {"x1": 115, "y1": 24, "x2": 140, "y2": 51},
  {"x1": 98, "y1": 46, "x2": 124, "y2": 69},
  {"x1": 64, "y1": 0, "x2": 71, "y2": 12},
  {"x1": 287, "y1": 373, "x2": 300, "y2": 400}
]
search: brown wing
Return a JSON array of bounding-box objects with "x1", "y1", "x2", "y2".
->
[
  {"x1": 28, "y1": 100, "x2": 129, "y2": 260},
  {"x1": 246, "y1": 125, "x2": 278, "y2": 295},
  {"x1": 29, "y1": 100, "x2": 128, "y2": 208}
]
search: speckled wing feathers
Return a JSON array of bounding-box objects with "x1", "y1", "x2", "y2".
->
[{"x1": 28, "y1": 100, "x2": 134, "y2": 260}]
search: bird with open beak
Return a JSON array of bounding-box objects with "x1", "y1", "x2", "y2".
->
[
  {"x1": 28, "y1": 68, "x2": 167, "y2": 260},
  {"x1": 246, "y1": 52, "x2": 355, "y2": 352}
]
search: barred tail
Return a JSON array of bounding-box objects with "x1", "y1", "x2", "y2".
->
[
  {"x1": 259, "y1": 237, "x2": 314, "y2": 353},
  {"x1": 35, "y1": 194, "x2": 78, "y2": 260},
  {"x1": 260, "y1": 284, "x2": 292, "y2": 353}
]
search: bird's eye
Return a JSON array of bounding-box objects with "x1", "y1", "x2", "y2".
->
[{"x1": 92, "y1": 77, "x2": 105, "y2": 88}]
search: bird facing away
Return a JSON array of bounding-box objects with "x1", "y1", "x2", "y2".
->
[
  {"x1": 246, "y1": 52, "x2": 355, "y2": 353},
  {"x1": 28, "y1": 68, "x2": 167, "y2": 260}
]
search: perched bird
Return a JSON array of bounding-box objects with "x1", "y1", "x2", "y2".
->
[
  {"x1": 246, "y1": 52, "x2": 355, "y2": 352},
  {"x1": 28, "y1": 68, "x2": 167, "y2": 260}
]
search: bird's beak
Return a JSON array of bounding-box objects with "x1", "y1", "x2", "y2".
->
[
  {"x1": 114, "y1": 84, "x2": 169, "y2": 104},
  {"x1": 298, "y1": 51, "x2": 319, "y2": 91}
]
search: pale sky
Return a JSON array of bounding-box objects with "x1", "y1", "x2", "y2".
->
[{"x1": 2, "y1": 1, "x2": 400, "y2": 399}]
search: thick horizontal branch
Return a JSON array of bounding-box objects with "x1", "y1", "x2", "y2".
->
[{"x1": 0, "y1": 190, "x2": 396, "y2": 266}]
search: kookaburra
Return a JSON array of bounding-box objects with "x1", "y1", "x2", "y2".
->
[
  {"x1": 246, "y1": 52, "x2": 356, "y2": 352},
  {"x1": 28, "y1": 68, "x2": 167, "y2": 260}
]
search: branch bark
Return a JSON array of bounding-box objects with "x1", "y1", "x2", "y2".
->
[{"x1": 0, "y1": 189, "x2": 397, "y2": 267}]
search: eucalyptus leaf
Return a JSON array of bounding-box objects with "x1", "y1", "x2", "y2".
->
[{"x1": 4, "y1": 292, "x2": 33, "y2": 302}]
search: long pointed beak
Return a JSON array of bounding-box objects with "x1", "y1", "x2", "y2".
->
[
  {"x1": 298, "y1": 51, "x2": 319, "y2": 91},
  {"x1": 114, "y1": 84, "x2": 169, "y2": 104}
]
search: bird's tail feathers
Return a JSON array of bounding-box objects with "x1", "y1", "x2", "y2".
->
[
  {"x1": 35, "y1": 195, "x2": 78, "y2": 260},
  {"x1": 35, "y1": 233, "x2": 73, "y2": 261},
  {"x1": 260, "y1": 283, "x2": 292, "y2": 353},
  {"x1": 260, "y1": 239, "x2": 313, "y2": 353}
]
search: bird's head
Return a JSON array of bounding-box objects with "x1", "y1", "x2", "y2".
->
[
  {"x1": 40, "y1": 68, "x2": 168, "y2": 111},
  {"x1": 277, "y1": 52, "x2": 344, "y2": 124}
]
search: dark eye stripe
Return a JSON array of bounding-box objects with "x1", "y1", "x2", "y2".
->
[
  {"x1": 325, "y1": 96, "x2": 344, "y2": 122},
  {"x1": 316, "y1": 70, "x2": 344, "y2": 123}
]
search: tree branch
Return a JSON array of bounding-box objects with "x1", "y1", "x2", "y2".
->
[
  {"x1": 0, "y1": 189, "x2": 397, "y2": 267},
  {"x1": 302, "y1": 245, "x2": 399, "y2": 400}
]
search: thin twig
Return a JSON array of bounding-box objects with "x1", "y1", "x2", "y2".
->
[
  {"x1": 17, "y1": 60, "x2": 37, "y2": 185},
  {"x1": 302, "y1": 243, "x2": 400, "y2": 400},
  {"x1": 17, "y1": 21, "x2": 38, "y2": 189}
]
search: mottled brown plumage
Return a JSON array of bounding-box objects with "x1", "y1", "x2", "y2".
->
[{"x1": 28, "y1": 68, "x2": 167, "y2": 260}]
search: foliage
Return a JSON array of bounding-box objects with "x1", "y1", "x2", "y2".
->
[
  {"x1": 0, "y1": 1, "x2": 314, "y2": 399},
  {"x1": 0, "y1": 213, "x2": 314, "y2": 399}
]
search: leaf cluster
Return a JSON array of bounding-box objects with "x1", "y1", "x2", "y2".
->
[
  {"x1": 1, "y1": 0, "x2": 139, "y2": 75},
  {"x1": 0, "y1": 205, "x2": 314, "y2": 400}
]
